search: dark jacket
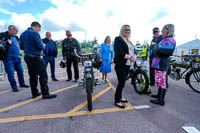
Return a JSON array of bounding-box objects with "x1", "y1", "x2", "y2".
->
[
  {"x1": 62, "y1": 37, "x2": 81, "y2": 59},
  {"x1": 42, "y1": 38, "x2": 58, "y2": 57},
  {"x1": 20, "y1": 28, "x2": 45, "y2": 56},
  {"x1": 153, "y1": 36, "x2": 176, "y2": 71},
  {"x1": 114, "y1": 36, "x2": 129, "y2": 67},
  {"x1": 149, "y1": 35, "x2": 162, "y2": 60},
  {"x1": 0, "y1": 31, "x2": 19, "y2": 60}
]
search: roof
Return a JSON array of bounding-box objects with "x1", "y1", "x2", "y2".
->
[{"x1": 177, "y1": 39, "x2": 200, "y2": 49}]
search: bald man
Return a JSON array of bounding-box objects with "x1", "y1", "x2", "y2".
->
[
  {"x1": 0, "y1": 25, "x2": 29, "y2": 92},
  {"x1": 42, "y1": 32, "x2": 58, "y2": 81}
]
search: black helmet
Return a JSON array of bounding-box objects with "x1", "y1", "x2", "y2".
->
[{"x1": 60, "y1": 60, "x2": 66, "y2": 68}]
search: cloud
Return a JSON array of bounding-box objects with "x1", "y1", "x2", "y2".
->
[
  {"x1": 41, "y1": 18, "x2": 66, "y2": 32},
  {"x1": 16, "y1": 0, "x2": 26, "y2": 2},
  {"x1": 149, "y1": 8, "x2": 170, "y2": 23}
]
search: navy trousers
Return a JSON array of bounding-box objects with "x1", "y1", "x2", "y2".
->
[
  {"x1": 43, "y1": 56, "x2": 56, "y2": 79},
  {"x1": 3, "y1": 57, "x2": 25, "y2": 89}
]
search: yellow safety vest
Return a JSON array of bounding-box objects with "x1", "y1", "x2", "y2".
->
[{"x1": 142, "y1": 48, "x2": 148, "y2": 57}]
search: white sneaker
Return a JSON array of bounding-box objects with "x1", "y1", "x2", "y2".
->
[{"x1": 101, "y1": 80, "x2": 106, "y2": 84}]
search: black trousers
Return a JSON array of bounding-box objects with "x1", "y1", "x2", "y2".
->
[
  {"x1": 66, "y1": 57, "x2": 79, "y2": 80},
  {"x1": 149, "y1": 59, "x2": 155, "y2": 86},
  {"x1": 24, "y1": 55, "x2": 49, "y2": 96},
  {"x1": 115, "y1": 65, "x2": 130, "y2": 103}
]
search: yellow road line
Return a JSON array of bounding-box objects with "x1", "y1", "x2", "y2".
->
[
  {"x1": 0, "y1": 84, "x2": 78, "y2": 113},
  {"x1": 0, "y1": 71, "x2": 67, "y2": 85},
  {"x1": 68, "y1": 86, "x2": 111, "y2": 114},
  {"x1": 0, "y1": 79, "x2": 134, "y2": 124}
]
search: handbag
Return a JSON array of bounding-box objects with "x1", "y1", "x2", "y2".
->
[{"x1": 151, "y1": 57, "x2": 161, "y2": 69}]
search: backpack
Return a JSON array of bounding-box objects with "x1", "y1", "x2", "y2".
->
[{"x1": 0, "y1": 32, "x2": 10, "y2": 60}]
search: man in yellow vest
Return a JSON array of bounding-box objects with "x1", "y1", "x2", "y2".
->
[{"x1": 142, "y1": 45, "x2": 148, "y2": 60}]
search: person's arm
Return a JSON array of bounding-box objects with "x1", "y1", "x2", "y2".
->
[
  {"x1": 155, "y1": 40, "x2": 176, "y2": 56},
  {"x1": 75, "y1": 39, "x2": 81, "y2": 55},
  {"x1": 42, "y1": 39, "x2": 47, "y2": 56},
  {"x1": 19, "y1": 34, "x2": 24, "y2": 50},
  {"x1": 54, "y1": 41, "x2": 58, "y2": 57},
  {"x1": 33, "y1": 32, "x2": 45, "y2": 50},
  {"x1": 100, "y1": 44, "x2": 104, "y2": 59}
]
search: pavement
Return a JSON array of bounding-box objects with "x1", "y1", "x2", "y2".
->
[{"x1": 0, "y1": 60, "x2": 200, "y2": 133}]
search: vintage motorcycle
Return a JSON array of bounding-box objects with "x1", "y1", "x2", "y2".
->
[{"x1": 168, "y1": 54, "x2": 200, "y2": 93}]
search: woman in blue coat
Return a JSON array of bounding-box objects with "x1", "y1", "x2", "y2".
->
[{"x1": 100, "y1": 36, "x2": 114, "y2": 84}]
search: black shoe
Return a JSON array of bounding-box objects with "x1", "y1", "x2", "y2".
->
[
  {"x1": 42, "y1": 94, "x2": 57, "y2": 99},
  {"x1": 32, "y1": 93, "x2": 41, "y2": 98},
  {"x1": 120, "y1": 99, "x2": 128, "y2": 103},
  {"x1": 115, "y1": 102, "x2": 125, "y2": 108},
  {"x1": 52, "y1": 78, "x2": 59, "y2": 81},
  {"x1": 20, "y1": 84, "x2": 30, "y2": 88},
  {"x1": 66, "y1": 79, "x2": 72, "y2": 82},
  {"x1": 150, "y1": 88, "x2": 166, "y2": 106},
  {"x1": 12, "y1": 88, "x2": 19, "y2": 92}
]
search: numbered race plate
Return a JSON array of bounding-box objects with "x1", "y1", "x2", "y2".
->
[{"x1": 84, "y1": 61, "x2": 92, "y2": 67}]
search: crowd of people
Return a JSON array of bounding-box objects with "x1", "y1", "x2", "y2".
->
[{"x1": 0, "y1": 21, "x2": 176, "y2": 107}]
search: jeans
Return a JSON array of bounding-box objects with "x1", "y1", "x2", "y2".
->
[
  {"x1": 66, "y1": 57, "x2": 79, "y2": 80},
  {"x1": 24, "y1": 55, "x2": 49, "y2": 96},
  {"x1": 43, "y1": 56, "x2": 56, "y2": 79},
  {"x1": 3, "y1": 57, "x2": 25, "y2": 89},
  {"x1": 115, "y1": 65, "x2": 130, "y2": 103}
]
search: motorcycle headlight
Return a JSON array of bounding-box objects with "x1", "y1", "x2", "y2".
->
[{"x1": 85, "y1": 68, "x2": 92, "y2": 72}]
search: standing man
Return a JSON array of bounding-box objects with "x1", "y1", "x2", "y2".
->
[
  {"x1": 42, "y1": 32, "x2": 58, "y2": 81},
  {"x1": 62, "y1": 30, "x2": 81, "y2": 82},
  {"x1": 141, "y1": 45, "x2": 148, "y2": 61},
  {"x1": 20, "y1": 22, "x2": 57, "y2": 99},
  {"x1": 149, "y1": 27, "x2": 162, "y2": 98},
  {"x1": 0, "y1": 25, "x2": 29, "y2": 92}
]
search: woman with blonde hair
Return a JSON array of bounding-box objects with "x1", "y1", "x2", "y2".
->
[
  {"x1": 100, "y1": 36, "x2": 114, "y2": 83},
  {"x1": 150, "y1": 24, "x2": 176, "y2": 106},
  {"x1": 113, "y1": 25, "x2": 136, "y2": 108}
]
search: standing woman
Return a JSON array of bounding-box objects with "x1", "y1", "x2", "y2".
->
[
  {"x1": 100, "y1": 36, "x2": 114, "y2": 84},
  {"x1": 150, "y1": 24, "x2": 176, "y2": 106},
  {"x1": 114, "y1": 25, "x2": 136, "y2": 108}
]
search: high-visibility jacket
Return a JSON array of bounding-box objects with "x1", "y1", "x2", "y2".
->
[{"x1": 142, "y1": 47, "x2": 148, "y2": 57}]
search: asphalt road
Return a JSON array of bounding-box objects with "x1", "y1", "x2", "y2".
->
[{"x1": 0, "y1": 61, "x2": 199, "y2": 133}]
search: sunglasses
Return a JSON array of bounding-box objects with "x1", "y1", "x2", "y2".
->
[
  {"x1": 124, "y1": 29, "x2": 131, "y2": 31},
  {"x1": 67, "y1": 34, "x2": 72, "y2": 36},
  {"x1": 153, "y1": 31, "x2": 159, "y2": 34}
]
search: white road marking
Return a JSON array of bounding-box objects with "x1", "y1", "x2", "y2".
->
[
  {"x1": 182, "y1": 126, "x2": 200, "y2": 133},
  {"x1": 134, "y1": 105, "x2": 150, "y2": 110}
]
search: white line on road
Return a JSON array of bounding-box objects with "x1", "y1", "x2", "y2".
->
[
  {"x1": 182, "y1": 126, "x2": 200, "y2": 133},
  {"x1": 134, "y1": 105, "x2": 150, "y2": 110}
]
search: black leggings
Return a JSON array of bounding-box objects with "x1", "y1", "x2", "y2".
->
[{"x1": 115, "y1": 65, "x2": 130, "y2": 103}]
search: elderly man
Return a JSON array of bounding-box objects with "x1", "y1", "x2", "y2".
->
[
  {"x1": 62, "y1": 30, "x2": 81, "y2": 82},
  {"x1": 42, "y1": 32, "x2": 58, "y2": 81},
  {"x1": 0, "y1": 25, "x2": 29, "y2": 92},
  {"x1": 20, "y1": 22, "x2": 57, "y2": 99}
]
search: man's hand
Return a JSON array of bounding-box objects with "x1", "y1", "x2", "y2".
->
[
  {"x1": 7, "y1": 39, "x2": 12, "y2": 45},
  {"x1": 130, "y1": 55, "x2": 136, "y2": 62}
]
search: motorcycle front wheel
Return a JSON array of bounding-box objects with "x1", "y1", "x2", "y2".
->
[{"x1": 131, "y1": 69, "x2": 149, "y2": 94}]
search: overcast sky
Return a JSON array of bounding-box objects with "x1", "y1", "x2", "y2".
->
[{"x1": 0, "y1": 0, "x2": 200, "y2": 45}]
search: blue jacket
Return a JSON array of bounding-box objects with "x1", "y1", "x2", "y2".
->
[
  {"x1": 153, "y1": 36, "x2": 176, "y2": 71},
  {"x1": 20, "y1": 28, "x2": 45, "y2": 55},
  {"x1": 100, "y1": 43, "x2": 113, "y2": 60},
  {"x1": 42, "y1": 38, "x2": 58, "y2": 57},
  {"x1": 7, "y1": 36, "x2": 20, "y2": 58},
  {"x1": 149, "y1": 35, "x2": 162, "y2": 60}
]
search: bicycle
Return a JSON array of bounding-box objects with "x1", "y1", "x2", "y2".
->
[{"x1": 168, "y1": 54, "x2": 200, "y2": 93}]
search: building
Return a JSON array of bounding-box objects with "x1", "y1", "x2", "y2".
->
[{"x1": 174, "y1": 39, "x2": 200, "y2": 56}]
